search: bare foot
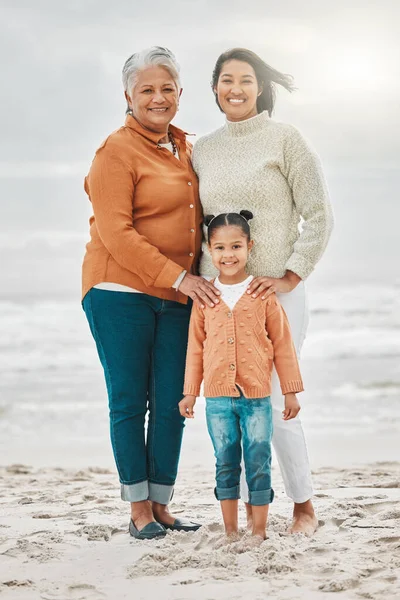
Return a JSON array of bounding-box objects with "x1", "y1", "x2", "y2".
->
[
  {"x1": 131, "y1": 500, "x2": 156, "y2": 531},
  {"x1": 288, "y1": 499, "x2": 318, "y2": 536}
]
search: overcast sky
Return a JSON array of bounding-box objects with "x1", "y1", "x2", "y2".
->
[{"x1": 1, "y1": 0, "x2": 399, "y2": 291}]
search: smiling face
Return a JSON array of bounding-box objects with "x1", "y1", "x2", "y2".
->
[
  {"x1": 125, "y1": 66, "x2": 181, "y2": 137},
  {"x1": 214, "y1": 59, "x2": 261, "y2": 122},
  {"x1": 208, "y1": 225, "x2": 254, "y2": 284}
]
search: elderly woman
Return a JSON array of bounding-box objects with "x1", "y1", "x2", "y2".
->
[
  {"x1": 193, "y1": 48, "x2": 334, "y2": 536},
  {"x1": 82, "y1": 47, "x2": 219, "y2": 539}
]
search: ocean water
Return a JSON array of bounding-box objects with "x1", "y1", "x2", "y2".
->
[{"x1": 1, "y1": 276, "x2": 399, "y2": 469}]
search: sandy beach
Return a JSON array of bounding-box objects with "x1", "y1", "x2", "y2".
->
[{"x1": 1, "y1": 461, "x2": 399, "y2": 600}]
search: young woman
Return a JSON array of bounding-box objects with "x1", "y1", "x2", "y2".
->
[{"x1": 192, "y1": 48, "x2": 334, "y2": 535}]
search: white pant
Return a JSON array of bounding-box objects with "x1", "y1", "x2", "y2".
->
[{"x1": 240, "y1": 282, "x2": 314, "y2": 504}]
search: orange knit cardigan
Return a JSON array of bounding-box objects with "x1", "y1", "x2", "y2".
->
[
  {"x1": 183, "y1": 289, "x2": 304, "y2": 399},
  {"x1": 82, "y1": 115, "x2": 202, "y2": 303}
]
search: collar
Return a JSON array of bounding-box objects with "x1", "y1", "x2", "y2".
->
[
  {"x1": 124, "y1": 114, "x2": 192, "y2": 144},
  {"x1": 224, "y1": 110, "x2": 270, "y2": 137},
  {"x1": 215, "y1": 274, "x2": 253, "y2": 288}
]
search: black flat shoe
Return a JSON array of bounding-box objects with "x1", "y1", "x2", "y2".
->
[
  {"x1": 157, "y1": 518, "x2": 202, "y2": 532},
  {"x1": 129, "y1": 519, "x2": 167, "y2": 540}
]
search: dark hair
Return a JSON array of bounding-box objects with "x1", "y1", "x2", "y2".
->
[
  {"x1": 204, "y1": 210, "x2": 254, "y2": 243},
  {"x1": 211, "y1": 48, "x2": 295, "y2": 116}
]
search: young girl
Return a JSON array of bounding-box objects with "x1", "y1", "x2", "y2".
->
[{"x1": 179, "y1": 211, "x2": 304, "y2": 539}]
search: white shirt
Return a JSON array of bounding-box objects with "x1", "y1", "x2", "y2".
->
[{"x1": 214, "y1": 275, "x2": 254, "y2": 310}]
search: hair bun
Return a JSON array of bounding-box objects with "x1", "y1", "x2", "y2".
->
[
  {"x1": 204, "y1": 214, "x2": 216, "y2": 227},
  {"x1": 240, "y1": 210, "x2": 254, "y2": 222}
]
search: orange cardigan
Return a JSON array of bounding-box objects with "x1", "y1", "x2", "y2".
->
[
  {"x1": 82, "y1": 115, "x2": 202, "y2": 303},
  {"x1": 183, "y1": 290, "x2": 304, "y2": 399}
]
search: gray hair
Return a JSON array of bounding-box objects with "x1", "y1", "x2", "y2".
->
[{"x1": 122, "y1": 46, "x2": 181, "y2": 98}]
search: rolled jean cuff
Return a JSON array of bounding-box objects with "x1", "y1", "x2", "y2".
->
[
  {"x1": 120, "y1": 480, "x2": 149, "y2": 502},
  {"x1": 149, "y1": 482, "x2": 174, "y2": 504},
  {"x1": 214, "y1": 484, "x2": 241, "y2": 501},
  {"x1": 248, "y1": 488, "x2": 275, "y2": 506}
]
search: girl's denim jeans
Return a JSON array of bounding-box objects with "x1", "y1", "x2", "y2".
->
[
  {"x1": 206, "y1": 393, "x2": 274, "y2": 506},
  {"x1": 83, "y1": 288, "x2": 192, "y2": 504}
]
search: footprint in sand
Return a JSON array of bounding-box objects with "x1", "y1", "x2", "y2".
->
[
  {"x1": 41, "y1": 584, "x2": 106, "y2": 600},
  {"x1": 67, "y1": 584, "x2": 107, "y2": 599},
  {"x1": 363, "y1": 501, "x2": 399, "y2": 515}
]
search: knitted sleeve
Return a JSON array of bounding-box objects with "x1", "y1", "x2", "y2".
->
[
  {"x1": 183, "y1": 303, "x2": 206, "y2": 396},
  {"x1": 191, "y1": 136, "x2": 207, "y2": 176},
  {"x1": 282, "y1": 126, "x2": 334, "y2": 280},
  {"x1": 266, "y1": 295, "x2": 304, "y2": 395},
  {"x1": 86, "y1": 147, "x2": 183, "y2": 289}
]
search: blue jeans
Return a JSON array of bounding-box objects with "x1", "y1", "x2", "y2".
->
[
  {"x1": 83, "y1": 288, "x2": 192, "y2": 504},
  {"x1": 206, "y1": 393, "x2": 274, "y2": 506}
]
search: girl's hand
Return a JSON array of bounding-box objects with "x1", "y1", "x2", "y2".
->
[
  {"x1": 246, "y1": 271, "x2": 301, "y2": 299},
  {"x1": 179, "y1": 395, "x2": 197, "y2": 418},
  {"x1": 179, "y1": 274, "x2": 220, "y2": 308},
  {"x1": 282, "y1": 393, "x2": 301, "y2": 420}
]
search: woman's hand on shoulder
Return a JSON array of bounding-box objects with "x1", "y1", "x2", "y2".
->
[
  {"x1": 179, "y1": 274, "x2": 221, "y2": 308},
  {"x1": 246, "y1": 271, "x2": 301, "y2": 299}
]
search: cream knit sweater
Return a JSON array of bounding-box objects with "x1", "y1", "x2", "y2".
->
[{"x1": 193, "y1": 111, "x2": 334, "y2": 280}]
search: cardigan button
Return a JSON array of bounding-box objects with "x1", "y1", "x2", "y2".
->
[
  {"x1": 189, "y1": 252, "x2": 194, "y2": 257},
  {"x1": 229, "y1": 364, "x2": 235, "y2": 371},
  {"x1": 227, "y1": 312, "x2": 232, "y2": 318},
  {"x1": 188, "y1": 181, "x2": 192, "y2": 186},
  {"x1": 228, "y1": 337, "x2": 234, "y2": 344},
  {"x1": 189, "y1": 204, "x2": 194, "y2": 208}
]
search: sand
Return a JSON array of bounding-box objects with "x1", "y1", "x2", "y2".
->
[{"x1": 0, "y1": 462, "x2": 399, "y2": 600}]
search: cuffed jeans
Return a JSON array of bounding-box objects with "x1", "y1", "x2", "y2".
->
[
  {"x1": 83, "y1": 288, "x2": 191, "y2": 504},
  {"x1": 206, "y1": 393, "x2": 274, "y2": 506}
]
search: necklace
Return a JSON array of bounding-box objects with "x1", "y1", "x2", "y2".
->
[{"x1": 167, "y1": 131, "x2": 178, "y2": 156}]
